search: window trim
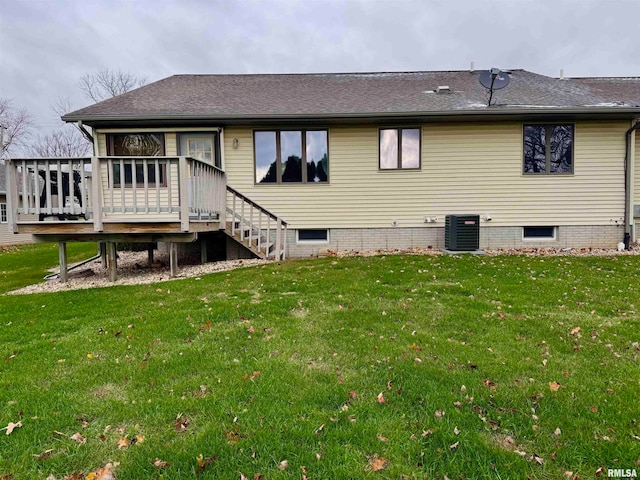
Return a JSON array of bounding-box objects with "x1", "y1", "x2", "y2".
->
[
  {"x1": 296, "y1": 229, "x2": 330, "y2": 244},
  {"x1": 0, "y1": 203, "x2": 7, "y2": 224},
  {"x1": 522, "y1": 226, "x2": 557, "y2": 240},
  {"x1": 522, "y1": 123, "x2": 574, "y2": 175},
  {"x1": 253, "y1": 129, "x2": 330, "y2": 185},
  {"x1": 378, "y1": 127, "x2": 422, "y2": 171}
]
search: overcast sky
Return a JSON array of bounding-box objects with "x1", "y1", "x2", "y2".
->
[{"x1": 1, "y1": 0, "x2": 639, "y2": 137}]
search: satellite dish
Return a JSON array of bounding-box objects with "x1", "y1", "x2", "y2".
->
[
  {"x1": 479, "y1": 68, "x2": 510, "y2": 105},
  {"x1": 479, "y1": 69, "x2": 511, "y2": 90}
]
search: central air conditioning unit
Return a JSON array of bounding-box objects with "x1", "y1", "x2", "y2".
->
[{"x1": 445, "y1": 215, "x2": 480, "y2": 251}]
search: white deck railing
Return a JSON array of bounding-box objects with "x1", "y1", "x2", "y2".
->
[
  {"x1": 6, "y1": 156, "x2": 226, "y2": 233},
  {"x1": 226, "y1": 185, "x2": 288, "y2": 260}
]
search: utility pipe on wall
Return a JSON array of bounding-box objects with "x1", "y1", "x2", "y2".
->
[{"x1": 624, "y1": 119, "x2": 640, "y2": 249}]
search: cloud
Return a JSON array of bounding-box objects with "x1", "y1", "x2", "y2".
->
[{"x1": 0, "y1": 0, "x2": 638, "y2": 148}]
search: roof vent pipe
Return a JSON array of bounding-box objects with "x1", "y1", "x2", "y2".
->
[
  {"x1": 436, "y1": 86, "x2": 451, "y2": 94},
  {"x1": 560, "y1": 69, "x2": 564, "y2": 79},
  {"x1": 470, "y1": 61, "x2": 475, "y2": 72}
]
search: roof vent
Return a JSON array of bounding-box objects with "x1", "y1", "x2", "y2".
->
[{"x1": 436, "y1": 85, "x2": 451, "y2": 94}]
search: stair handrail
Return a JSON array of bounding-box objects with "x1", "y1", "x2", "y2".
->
[
  {"x1": 226, "y1": 185, "x2": 288, "y2": 260},
  {"x1": 225, "y1": 185, "x2": 288, "y2": 226}
]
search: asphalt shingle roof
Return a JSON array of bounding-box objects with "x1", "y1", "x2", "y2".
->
[{"x1": 63, "y1": 70, "x2": 640, "y2": 123}]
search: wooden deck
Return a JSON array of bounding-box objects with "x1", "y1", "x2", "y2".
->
[
  {"x1": 5, "y1": 156, "x2": 288, "y2": 281},
  {"x1": 6, "y1": 156, "x2": 226, "y2": 241}
]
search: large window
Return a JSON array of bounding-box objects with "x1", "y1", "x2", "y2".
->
[
  {"x1": 107, "y1": 133, "x2": 166, "y2": 186},
  {"x1": 254, "y1": 130, "x2": 328, "y2": 184},
  {"x1": 523, "y1": 124, "x2": 574, "y2": 174},
  {"x1": 379, "y1": 128, "x2": 421, "y2": 170},
  {"x1": 0, "y1": 203, "x2": 6, "y2": 223}
]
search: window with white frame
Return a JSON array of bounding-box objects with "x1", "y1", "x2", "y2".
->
[
  {"x1": 0, "y1": 203, "x2": 7, "y2": 223},
  {"x1": 297, "y1": 229, "x2": 329, "y2": 243},
  {"x1": 523, "y1": 226, "x2": 557, "y2": 240}
]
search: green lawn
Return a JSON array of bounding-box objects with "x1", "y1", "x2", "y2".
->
[{"x1": 0, "y1": 245, "x2": 639, "y2": 479}]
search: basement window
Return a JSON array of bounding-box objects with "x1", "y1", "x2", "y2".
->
[
  {"x1": 297, "y1": 229, "x2": 329, "y2": 243},
  {"x1": 523, "y1": 226, "x2": 557, "y2": 240}
]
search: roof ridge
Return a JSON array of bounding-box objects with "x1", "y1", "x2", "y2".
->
[{"x1": 170, "y1": 69, "x2": 528, "y2": 77}]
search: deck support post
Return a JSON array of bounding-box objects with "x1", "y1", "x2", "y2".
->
[
  {"x1": 107, "y1": 242, "x2": 117, "y2": 282},
  {"x1": 169, "y1": 242, "x2": 178, "y2": 277},
  {"x1": 275, "y1": 218, "x2": 282, "y2": 260},
  {"x1": 99, "y1": 242, "x2": 107, "y2": 268},
  {"x1": 148, "y1": 245, "x2": 154, "y2": 266},
  {"x1": 58, "y1": 242, "x2": 68, "y2": 283},
  {"x1": 200, "y1": 237, "x2": 208, "y2": 264}
]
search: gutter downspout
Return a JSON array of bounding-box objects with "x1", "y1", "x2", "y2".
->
[
  {"x1": 76, "y1": 121, "x2": 94, "y2": 144},
  {"x1": 624, "y1": 118, "x2": 640, "y2": 249}
]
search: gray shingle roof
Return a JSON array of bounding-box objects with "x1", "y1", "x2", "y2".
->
[
  {"x1": 570, "y1": 77, "x2": 640, "y2": 106},
  {"x1": 63, "y1": 70, "x2": 640, "y2": 124}
]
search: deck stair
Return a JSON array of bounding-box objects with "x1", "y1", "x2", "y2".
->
[{"x1": 225, "y1": 186, "x2": 287, "y2": 260}]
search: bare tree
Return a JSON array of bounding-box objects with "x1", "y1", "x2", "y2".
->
[
  {"x1": 51, "y1": 95, "x2": 75, "y2": 119},
  {"x1": 0, "y1": 98, "x2": 34, "y2": 158},
  {"x1": 78, "y1": 69, "x2": 146, "y2": 103},
  {"x1": 28, "y1": 128, "x2": 92, "y2": 157}
]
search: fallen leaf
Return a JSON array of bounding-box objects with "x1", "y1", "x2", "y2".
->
[
  {"x1": 86, "y1": 462, "x2": 117, "y2": 480},
  {"x1": 376, "y1": 392, "x2": 386, "y2": 404},
  {"x1": 240, "y1": 473, "x2": 249, "y2": 480},
  {"x1": 348, "y1": 391, "x2": 357, "y2": 399},
  {"x1": 570, "y1": 326, "x2": 581, "y2": 336},
  {"x1": 33, "y1": 449, "x2": 54, "y2": 459},
  {"x1": 174, "y1": 415, "x2": 190, "y2": 432},
  {"x1": 449, "y1": 441, "x2": 460, "y2": 450},
  {"x1": 153, "y1": 458, "x2": 170, "y2": 468},
  {"x1": 64, "y1": 474, "x2": 84, "y2": 480},
  {"x1": 595, "y1": 466, "x2": 606, "y2": 475},
  {"x1": 421, "y1": 429, "x2": 434, "y2": 437},
  {"x1": 554, "y1": 427, "x2": 562, "y2": 436},
  {"x1": 434, "y1": 410, "x2": 444, "y2": 418},
  {"x1": 377, "y1": 433, "x2": 388, "y2": 442},
  {"x1": 70, "y1": 432, "x2": 86, "y2": 444},
  {"x1": 278, "y1": 460, "x2": 288, "y2": 471},
  {"x1": 590, "y1": 405, "x2": 598, "y2": 413},
  {"x1": 314, "y1": 424, "x2": 325, "y2": 435},
  {"x1": 483, "y1": 379, "x2": 497, "y2": 390},
  {"x1": 3, "y1": 421, "x2": 22, "y2": 436},
  {"x1": 224, "y1": 427, "x2": 242, "y2": 444},
  {"x1": 532, "y1": 454, "x2": 544, "y2": 465},
  {"x1": 366, "y1": 454, "x2": 388, "y2": 472},
  {"x1": 564, "y1": 472, "x2": 574, "y2": 477},
  {"x1": 454, "y1": 426, "x2": 460, "y2": 435},
  {"x1": 196, "y1": 454, "x2": 217, "y2": 474},
  {"x1": 117, "y1": 436, "x2": 129, "y2": 449},
  {"x1": 549, "y1": 381, "x2": 561, "y2": 392}
]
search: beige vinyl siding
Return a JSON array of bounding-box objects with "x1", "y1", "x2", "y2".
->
[
  {"x1": 223, "y1": 122, "x2": 627, "y2": 229},
  {"x1": 0, "y1": 224, "x2": 32, "y2": 245},
  {"x1": 0, "y1": 194, "x2": 33, "y2": 245}
]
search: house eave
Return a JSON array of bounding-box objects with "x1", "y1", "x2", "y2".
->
[{"x1": 63, "y1": 106, "x2": 640, "y2": 128}]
